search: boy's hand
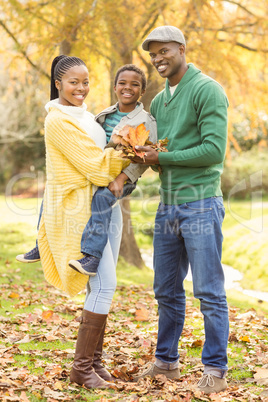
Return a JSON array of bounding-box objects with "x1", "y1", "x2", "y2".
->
[
  {"x1": 130, "y1": 146, "x2": 160, "y2": 165},
  {"x1": 108, "y1": 172, "x2": 129, "y2": 198}
]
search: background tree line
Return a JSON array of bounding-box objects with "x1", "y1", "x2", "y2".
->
[{"x1": 0, "y1": 0, "x2": 267, "y2": 265}]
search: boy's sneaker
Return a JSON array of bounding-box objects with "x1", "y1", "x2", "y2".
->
[
  {"x1": 69, "y1": 254, "x2": 100, "y2": 276},
  {"x1": 132, "y1": 363, "x2": 180, "y2": 381},
  {"x1": 197, "y1": 374, "x2": 227, "y2": 394},
  {"x1": 16, "y1": 246, "x2": 40, "y2": 263}
]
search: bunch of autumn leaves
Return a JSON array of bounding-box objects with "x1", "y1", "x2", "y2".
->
[{"x1": 111, "y1": 123, "x2": 168, "y2": 160}]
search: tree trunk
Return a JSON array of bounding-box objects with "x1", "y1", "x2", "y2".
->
[
  {"x1": 60, "y1": 39, "x2": 72, "y2": 55},
  {"x1": 142, "y1": 63, "x2": 164, "y2": 111},
  {"x1": 119, "y1": 197, "x2": 144, "y2": 268}
]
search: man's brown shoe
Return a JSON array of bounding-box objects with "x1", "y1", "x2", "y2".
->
[
  {"x1": 197, "y1": 374, "x2": 227, "y2": 394},
  {"x1": 133, "y1": 363, "x2": 180, "y2": 381}
]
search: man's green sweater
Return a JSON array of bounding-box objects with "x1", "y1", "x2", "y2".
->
[{"x1": 150, "y1": 63, "x2": 229, "y2": 205}]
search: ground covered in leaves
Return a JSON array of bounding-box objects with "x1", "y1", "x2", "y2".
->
[{"x1": 1, "y1": 271, "x2": 268, "y2": 401}]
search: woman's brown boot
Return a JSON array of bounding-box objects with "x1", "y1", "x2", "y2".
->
[
  {"x1": 93, "y1": 317, "x2": 114, "y2": 381},
  {"x1": 70, "y1": 310, "x2": 110, "y2": 389}
]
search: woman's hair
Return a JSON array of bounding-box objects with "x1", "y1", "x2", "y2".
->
[
  {"x1": 114, "y1": 64, "x2": 147, "y2": 92},
  {"x1": 50, "y1": 55, "x2": 87, "y2": 100}
]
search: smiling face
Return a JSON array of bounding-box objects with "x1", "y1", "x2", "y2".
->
[
  {"x1": 114, "y1": 70, "x2": 145, "y2": 113},
  {"x1": 148, "y1": 41, "x2": 187, "y2": 86},
  {"x1": 55, "y1": 65, "x2": 89, "y2": 107}
]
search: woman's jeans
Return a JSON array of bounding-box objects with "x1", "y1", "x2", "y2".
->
[
  {"x1": 153, "y1": 197, "x2": 229, "y2": 371},
  {"x1": 84, "y1": 203, "x2": 122, "y2": 314}
]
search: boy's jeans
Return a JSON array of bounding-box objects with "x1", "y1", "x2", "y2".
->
[
  {"x1": 81, "y1": 181, "x2": 136, "y2": 258},
  {"x1": 36, "y1": 182, "x2": 136, "y2": 256},
  {"x1": 153, "y1": 197, "x2": 229, "y2": 372}
]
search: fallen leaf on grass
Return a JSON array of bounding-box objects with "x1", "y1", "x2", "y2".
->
[
  {"x1": 31, "y1": 391, "x2": 42, "y2": 398},
  {"x1": 44, "y1": 334, "x2": 59, "y2": 342},
  {"x1": 15, "y1": 334, "x2": 44, "y2": 344},
  {"x1": 18, "y1": 324, "x2": 29, "y2": 332},
  {"x1": 19, "y1": 391, "x2": 30, "y2": 402},
  {"x1": 111, "y1": 366, "x2": 130, "y2": 381},
  {"x1": 259, "y1": 342, "x2": 268, "y2": 351},
  {"x1": 260, "y1": 389, "x2": 268, "y2": 397},
  {"x1": 1, "y1": 278, "x2": 268, "y2": 401},
  {"x1": 137, "y1": 338, "x2": 151, "y2": 348},
  {"x1": 43, "y1": 386, "x2": 65, "y2": 399},
  {"x1": 239, "y1": 335, "x2": 250, "y2": 342},
  {"x1": 237, "y1": 310, "x2": 256, "y2": 322},
  {"x1": 42, "y1": 310, "x2": 54, "y2": 321},
  {"x1": 190, "y1": 339, "x2": 203, "y2": 348},
  {"x1": 193, "y1": 389, "x2": 211, "y2": 400},
  {"x1": 8, "y1": 292, "x2": 20, "y2": 299},
  {"x1": 24, "y1": 313, "x2": 39, "y2": 323},
  {"x1": 0, "y1": 357, "x2": 15, "y2": 366},
  {"x1": 254, "y1": 367, "x2": 268, "y2": 385},
  {"x1": 134, "y1": 307, "x2": 150, "y2": 322},
  {"x1": 44, "y1": 365, "x2": 63, "y2": 379}
]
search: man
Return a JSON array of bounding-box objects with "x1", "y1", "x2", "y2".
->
[{"x1": 133, "y1": 26, "x2": 229, "y2": 394}]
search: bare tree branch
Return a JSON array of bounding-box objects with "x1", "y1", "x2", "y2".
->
[
  {"x1": 137, "y1": 8, "x2": 162, "y2": 43},
  {"x1": 0, "y1": 19, "x2": 50, "y2": 79},
  {"x1": 218, "y1": 38, "x2": 268, "y2": 52},
  {"x1": 135, "y1": 48, "x2": 151, "y2": 70},
  {"x1": 223, "y1": 0, "x2": 258, "y2": 17},
  {"x1": 69, "y1": 0, "x2": 98, "y2": 38}
]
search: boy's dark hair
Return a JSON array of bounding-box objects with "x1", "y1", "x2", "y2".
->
[
  {"x1": 114, "y1": 64, "x2": 147, "y2": 92},
  {"x1": 50, "y1": 55, "x2": 87, "y2": 100}
]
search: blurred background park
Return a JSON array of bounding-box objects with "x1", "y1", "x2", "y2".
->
[{"x1": 0, "y1": 0, "x2": 267, "y2": 298}]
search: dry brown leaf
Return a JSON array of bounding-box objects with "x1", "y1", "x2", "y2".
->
[
  {"x1": 128, "y1": 124, "x2": 149, "y2": 147},
  {"x1": 111, "y1": 123, "x2": 168, "y2": 160},
  {"x1": 135, "y1": 307, "x2": 150, "y2": 322},
  {"x1": 239, "y1": 335, "x2": 250, "y2": 342},
  {"x1": 43, "y1": 386, "x2": 65, "y2": 399},
  {"x1": 191, "y1": 339, "x2": 203, "y2": 348},
  {"x1": 53, "y1": 380, "x2": 63, "y2": 391},
  {"x1": 254, "y1": 367, "x2": 268, "y2": 385},
  {"x1": 8, "y1": 292, "x2": 20, "y2": 299},
  {"x1": 110, "y1": 133, "x2": 122, "y2": 144},
  {"x1": 19, "y1": 391, "x2": 30, "y2": 402},
  {"x1": 1, "y1": 272, "x2": 268, "y2": 401},
  {"x1": 44, "y1": 365, "x2": 62, "y2": 378},
  {"x1": 42, "y1": 310, "x2": 54, "y2": 321}
]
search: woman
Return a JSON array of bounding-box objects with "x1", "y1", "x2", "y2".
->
[{"x1": 38, "y1": 55, "x2": 129, "y2": 389}]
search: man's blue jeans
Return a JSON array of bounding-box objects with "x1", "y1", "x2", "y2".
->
[
  {"x1": 153, "y1": 197, "x2": 229, "y2": 372},
  {"x1": 81, "y1": 182, "x2": 136, "y2": 258}
]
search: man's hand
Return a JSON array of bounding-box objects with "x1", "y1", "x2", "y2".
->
[
  {"x1": 108, "y1": 172, "x2": 129, "y2": 198},
  {"x1": 130, "y1": 146, "x2": 160, "y2": 165}
]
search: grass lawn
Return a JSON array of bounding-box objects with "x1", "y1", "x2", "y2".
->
[
  {"x1": 1, "y1": 194, "x2": 268, "y2": 305},
  {"x1": 130, "y1": 195, "x2": 268, "y2": 293},
  {"x1": 0, "y1": 195, "x2": 268, "y2": 401}
]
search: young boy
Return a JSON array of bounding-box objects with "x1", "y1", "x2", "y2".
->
[{"x1": 16, "y1": 64, "x2": 157, "y2": 276}]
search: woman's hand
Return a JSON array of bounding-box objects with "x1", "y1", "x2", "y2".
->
[{"x1": 108, "y1": 172, "x2": 129, "y2": 198}]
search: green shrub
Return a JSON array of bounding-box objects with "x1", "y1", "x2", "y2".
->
[
  {"x1": 132, "y1": 173, "x2": 160, "y2": 198},
  {"x1": 222, "y1": 148, "x2": 268, "y2": 199},
  {"x1": 132, "y1": 148, "x2": 268, "y2": 201}
]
